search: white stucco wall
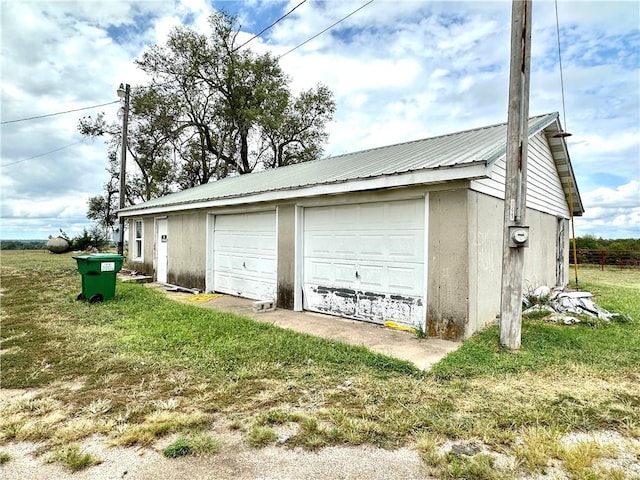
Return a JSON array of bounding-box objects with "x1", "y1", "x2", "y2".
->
[{"x1": 467, "y1": 191, "x2": 570, "y2": 338}]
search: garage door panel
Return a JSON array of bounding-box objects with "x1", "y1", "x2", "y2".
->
[
  {"x1": 305, "y1": 233, "x2": 332, "y2": 254},
  {"x1": 387, "y1": 201, "x2": 422, "y2": 225},
  {"x1": 358, "y1": 264, "x2": 385, "y2": 289},
  {"x1": 334, "y1": 234, "x2": 358, "y2": 254},
  {"x1": 334, "y1": 263, "x2": 356, "y2": 283},
  {"x1": 213, "y1": 211, "x2": 276, "y2": 300},
  {"x1": 304, "y1": 207, "x2": 334, "y2": 228},
  {"x1": 388, "y1": 266, "x2": 420, "y2": 291},
  {"x1": 359, "y1": 234, "x2": 386, "y2": 257},
  {"x1": 306, "y1": 260, "x2": 332, "y2": 282},
  {"x1": 388, "y1": 234, "x2": 423, "y2": 259},
  {"x1": 243, "y1": 256, "x2": 276, "y2": 275},
  {"x1": 303, "y1": 200, "x2": 425, "y2": 327},
  {"x1": 334, "y1": 205, "x2": 360, "y2": 225}
]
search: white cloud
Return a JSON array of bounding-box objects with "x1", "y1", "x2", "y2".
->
[
  {"x1": 574, "y1": 180, "x2": 640, "y2": 238},
  {"x1": 583, "y1": 180, "x2": 640, "y2": 209}
]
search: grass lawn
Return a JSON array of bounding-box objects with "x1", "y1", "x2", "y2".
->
[{"x1": 1, "y1": 251, "x2": 639, "y2": 478}]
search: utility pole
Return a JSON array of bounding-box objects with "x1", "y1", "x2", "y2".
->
[
  {"x1": 117, "y1": 83, "x2": 130, "y2": 256},
  {"x1": 500, "y1": 0, "x2": 532, "y2": 350}
]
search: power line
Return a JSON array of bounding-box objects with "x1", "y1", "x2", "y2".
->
[
  {"x1": 554, "y1": 0, "x2": 568, "y2": 132},
  {"x1": 144, "y1": 1, "x2": 375, "y2": 90},
  {"x1": 234, "y1": 0, "x2": 307, "y2": 52},
  {"x1": 279, "y1": 0, "x2": 375, "y2": 58},
  {"x1": 0, "y1": 100, "x2": 120, "y2": 125},
  {"x1": 0, "y1": 139, "x2": 86, "y2": 167}
]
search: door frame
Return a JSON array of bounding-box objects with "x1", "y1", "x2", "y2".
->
[
  {"x1": 296, "y1": 195, "x2": 429, "y2": 331},
  {"x1": 556, "y1": 216, "x2": 566, "y2": 287},
  {"x1": 205, "y1": 209, "x2": 277, "y2": 297},
  {"x1": 154, "y1": 217, "x2": 168, "y2": 283}
]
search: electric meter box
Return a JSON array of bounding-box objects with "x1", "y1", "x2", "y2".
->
[{"x1": 508, "y1": 226, "x2": 530, "y2": 248}]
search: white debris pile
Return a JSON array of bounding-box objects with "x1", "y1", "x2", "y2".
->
[{"x1": 523, "y1": 286, "x2": 631, "y2": 324}]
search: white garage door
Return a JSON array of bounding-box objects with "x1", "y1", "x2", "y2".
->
[
  {"x1": 303, "y1": 199, "x2": 425, "y2": 327},
  {"x1": 213, "y1": 211, "x2": 276, "y2": 300}
]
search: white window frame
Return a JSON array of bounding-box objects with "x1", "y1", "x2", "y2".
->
[{"x1": 133, "y1": 219, "x2": 144, "y2": 261}]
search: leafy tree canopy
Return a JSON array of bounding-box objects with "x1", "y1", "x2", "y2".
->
[{"x1": 79, "y1": 11, "x2": 335, "y2": 230}]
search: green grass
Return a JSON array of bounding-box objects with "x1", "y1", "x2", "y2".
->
[
  {"x1": 2, "y1": 251, "x2": 639, "y2": 478},
  {"x1": 0, "y1": 451, "x2": 11, "y2": 464},
  {"x1": 432, "y1": 267, "x2": 640, "y2": 380},
  {"x1": 431, "y1": 317, "x2": 640, "y2": 379},
  {"x1": 163, "y1": 432, "x2": 222, "y2": 457},
  {"x1": 47, "y1": 445, "x2": 102, "y2": 472},
  {"x1": 247, "y1": 425, "x2": 277, "y2": 447}
]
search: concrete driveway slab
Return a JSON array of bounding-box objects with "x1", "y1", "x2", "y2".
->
[{"x1": 148, "y1": 284, "x2": 460, "y2": 370}]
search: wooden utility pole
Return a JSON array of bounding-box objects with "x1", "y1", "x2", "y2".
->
[
  {"x1": 500, "y1": 0, "x2": 532, "y2": 350},
  {"x1": 117, "y1": 83, "x2": 130, "y2": 256}
]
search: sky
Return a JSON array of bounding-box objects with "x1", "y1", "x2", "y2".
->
[{"x1": 1, "y1": 0, "x2": 638, "y2": 240}]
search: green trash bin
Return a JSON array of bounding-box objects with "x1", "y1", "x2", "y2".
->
[{"x1": 73, "y1": 253, "x2": 124, "y2": 303}]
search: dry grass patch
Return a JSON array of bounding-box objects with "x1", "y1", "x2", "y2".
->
[
  {"x1": 416, "y1": 432, "x2": 448, "y2": 469},
  {"x1": 83, "y1": 398, "x2": 113, "y2": 416},
  {"x1": 512, "y1": 426, "x2": 562, "y2": 473},
  {"x1": 560, "y1": 440, "x2": 619, "y2": 479},
  {"x1": 112, "y1": 410, "x2": 213, "y2": 447},
  {"x1": 51, "y1": 418, "x2": 115, "y2": 445}
]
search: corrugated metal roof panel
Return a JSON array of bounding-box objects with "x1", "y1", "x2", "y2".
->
[{"x1": 120, "y1": 113, "x2": 559, "y2": 213}]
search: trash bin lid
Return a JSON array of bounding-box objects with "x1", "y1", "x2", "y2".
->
[{"x1": 73, "y1": 254, "x2": 124, "y2": 261}]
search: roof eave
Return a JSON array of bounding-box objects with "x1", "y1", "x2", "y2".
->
[
  {"x1": 543, "y1": 119, "x2": 585, "y2": 216},
  {"x1": 119, "y1": 161, "x2": 489, "y2": 218}
]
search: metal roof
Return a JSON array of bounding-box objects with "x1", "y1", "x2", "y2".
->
[{"x1": 121, "y1": 112, "x2": 582, "y2": 214}]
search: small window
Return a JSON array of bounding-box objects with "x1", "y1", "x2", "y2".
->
[{"x1": 133, "y1": 219, "x2": 143, "y2": 261}]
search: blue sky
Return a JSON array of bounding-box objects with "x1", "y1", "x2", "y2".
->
[{"x1": 1, "y1": 0, "x2": 638, "y2": 239}]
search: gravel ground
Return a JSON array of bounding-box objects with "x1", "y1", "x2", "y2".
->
[
  {"x1": 3, "y1": 429, "x2": 639, "y2": 480},
  {"x1": 0, "y1": 434, "x2": 429, "y2": 480}
]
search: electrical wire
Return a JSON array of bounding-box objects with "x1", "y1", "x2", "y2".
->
[
  {"x1": 555, "y1": 0, "x2": 578, "y2": 288},
  {"x1": 278, "y1": 0, "x2": 375, "y2": 58},
  {"x1": 233, "y1": 0, "x2": 307, "y2": 52},
  {"x1": 3, "y1": 1, "x2": 374, "y2": 127},
  {"x1": 0, "y1": 139, "x2": 86, "y2": 168},
  {"x1": 0, "y1": 101, "x2": 120, "y2": 125},
  {"x1": 554, "y1": 0, "x2": 568, "y2": 133}
]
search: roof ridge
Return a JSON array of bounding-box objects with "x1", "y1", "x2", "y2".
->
[
  {"x1": 239, "y1": 112, "x2": 560, "y2": 176},
  {"x1": 321, "y1": 112, "x2": 557, "y2": 162}
]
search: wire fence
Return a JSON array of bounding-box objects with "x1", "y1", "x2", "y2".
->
[{"x1": 569, "y1": 248, "x2": 640, "y2": 269}]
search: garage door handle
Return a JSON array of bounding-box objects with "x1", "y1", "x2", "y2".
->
[
  {"x1": 355, "y1": 271, "x2": 360, "y2": 279},
  {"x1": 243, "y1": 261, "x2": 246, "y2": 268}
]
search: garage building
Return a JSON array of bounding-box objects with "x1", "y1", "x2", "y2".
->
[{"x1": 119, "y1": 112, "x2": 583, "y2": 340}]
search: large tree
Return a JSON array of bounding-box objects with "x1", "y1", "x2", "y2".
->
[
  {"x1": 79, "y1": 92, "x2": 177, "y2": 205},
  {"x1": 135, "y1": 11, "x2": 335, "y2": 183},
  {"x1": 81, "y1": 11, "x2": 335, "y2": 227}
]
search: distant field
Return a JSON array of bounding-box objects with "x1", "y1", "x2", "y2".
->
[{"x1": 0, "y1": 239, "x2": 47, "y2": 250}]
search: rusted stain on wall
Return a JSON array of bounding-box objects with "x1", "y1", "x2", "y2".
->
[
  {"x1": 306, "y1": 285, "x2": 423, "y2": 327},
  {"x1": 427, "y1": 309, "x2": 465, "y2": 340}
]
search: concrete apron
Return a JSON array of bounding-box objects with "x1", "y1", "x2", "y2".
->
[{"x1": 146, "y1": 283, "x2": 461, "y2": 371}]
